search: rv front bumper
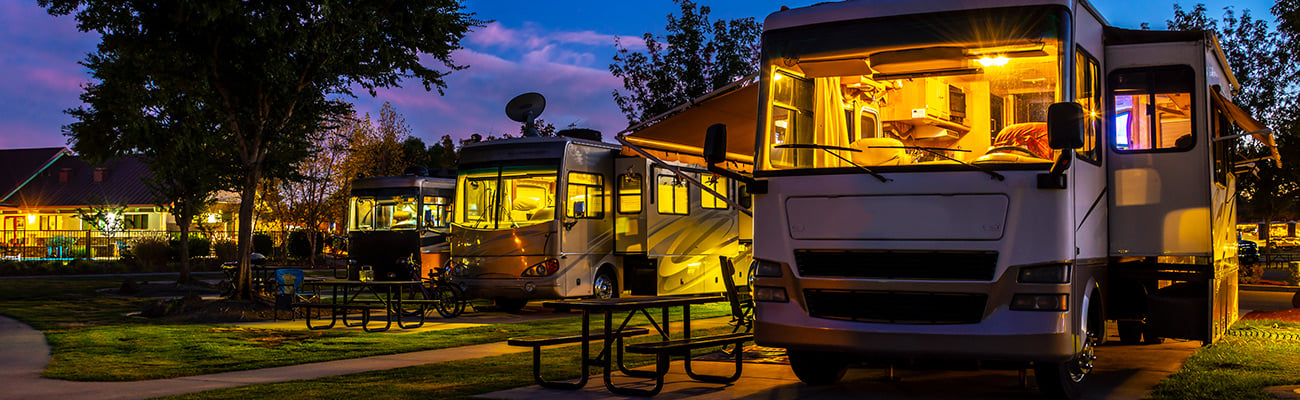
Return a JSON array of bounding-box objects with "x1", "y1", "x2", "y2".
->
[
  {"x1": 754, "y1": 302, "x2": 1078, "y2": 362},
  {"x1": 459, "y1": 278, "x2": 561, "y2": 299}
]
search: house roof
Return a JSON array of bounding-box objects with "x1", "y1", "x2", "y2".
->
[
  {"x1": 5, "y1": 153, "x2": 158, "y2": 209},
  {"x1": 0, "y1": 147, "x2": 71, "y2": 203}
]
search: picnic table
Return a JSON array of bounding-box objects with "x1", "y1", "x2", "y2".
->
[
  {"x1": 515, "y1": 294, "x2": 752, "y2": 396},
  {"x1": 298, "y1": 279, "x2": 433, "y2": 332}
]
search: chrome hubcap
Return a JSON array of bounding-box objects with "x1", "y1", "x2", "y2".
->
[
  {"x1": 594, "y1": 274, "x2": 614, "y2": 299},
  {"x1": 1069, "y1": 332, "x2": 1097, "y2": 382}
]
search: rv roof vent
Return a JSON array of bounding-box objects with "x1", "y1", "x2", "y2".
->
[
  {"x1": 506, "y1": 92, "x2": 546, "y2": 137},
  {"x1": 402, "y1": 165, "x2": 429, "y2": 176},
  {"x1": 559, "y1": 128, "x2": 601, "y2": 141}
]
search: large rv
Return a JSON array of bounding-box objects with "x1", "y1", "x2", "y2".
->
[
  {"x1": 347, "y1": 173, "x2": 455, "y2": 281},
  {"x1": 702, "y1": 0, "x2": 1278, "y2": 398},
  {"x1": 448, "y1": 133, "x2": 750, "y2": 312}
]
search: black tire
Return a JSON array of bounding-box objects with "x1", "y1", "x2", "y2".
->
[
  {"x1": 1117, "y1": 321, "x2": 1143, "y2": 345},
  {"x1": 787, "y1": 350, "x2": 849, "y2": 385},
  {"x1": 433, "y1": 283, "x2": 465, "y2": 318},
  {"x1": 593, "y1": 269, "x2": 619, "y2": 300},
  {"x1": 495, "y1": 297, "x2": 529, "y2": 314},
  {"x1": 1035, "y1": 331, "x2": 1097, "y2": 400}
]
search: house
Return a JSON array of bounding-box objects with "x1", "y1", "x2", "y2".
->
[{"x1": 0, "y1": 147, "x2": 232, "y2": 258}]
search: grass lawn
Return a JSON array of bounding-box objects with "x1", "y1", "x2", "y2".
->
[
  {"x1": 1150, "y1": 319, "x2": 1300, "y2": 400},
  {"x1": 159, "y1": 325, "x2": 739, "y2": 400},
  {"x1": 0, "y1": 275, "x2": 731, "y2": 381}
]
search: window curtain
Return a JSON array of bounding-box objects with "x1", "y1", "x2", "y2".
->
[{"x1": 813, "y1": 77, "x2": 847, "y2": 167}]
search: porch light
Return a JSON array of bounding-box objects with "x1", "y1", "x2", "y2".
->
[
  {"x1": 205, "y1": 213, "x2": 220, "y2": 223},
  {"x1": 27, "y1": 214, "x2": 36, "y2": 224}
]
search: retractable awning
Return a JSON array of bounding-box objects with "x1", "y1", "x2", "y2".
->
[
  {"x1": 619, "y1": 75, "x2": 759, "y2": 164},
  {"x1": 1211, "y1": 86, "x2": 1281, "y2": 167}
]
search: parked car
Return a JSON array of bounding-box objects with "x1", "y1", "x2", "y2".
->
[{"x1": 1239, "y1": 240, "x2": 1260, "y2": 265}]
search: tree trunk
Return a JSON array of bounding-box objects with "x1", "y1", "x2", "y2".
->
[
  {"x1": 236, "y1": 166, "x2": 263, "y2": 300},
  {"x1": 177, "y1": 221, "x2": 192, "y2": 285}
]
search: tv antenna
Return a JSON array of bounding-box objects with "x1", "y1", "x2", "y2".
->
[{"x1": 506, "y1": 92, "x2": 546, "y2": 137}]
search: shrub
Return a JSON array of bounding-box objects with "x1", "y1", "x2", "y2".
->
[
  {"x1": 168, "y1": 235, "x2": 212, "y2": 260},
  {"x1": 132, "y1": 237, "x2": 171, "y2": 269},
  {"x1": 288, "y1": 230, "x2": 325, "y2": 259},
  {"x1": 66, "y1": 247, "x2": 89, "y2": 259},
  {"x1": 253, "y1": 234, "x2": 274, "y2": 255},
  {"x1": 213, "y1": 240, "x2": 239, "y2": 262}
]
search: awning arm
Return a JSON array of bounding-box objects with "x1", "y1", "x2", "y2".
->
[
  {"x1": 1212, "y1": 128, "x2": 1273, "y2": 142},
  {"x1": 616, "y1": 135, "x2": 753, "y2": 217}
]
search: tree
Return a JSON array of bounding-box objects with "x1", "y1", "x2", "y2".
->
[
  {"x1": 1167, "y1": 4, "x2": 1300, "y2": 239},
  {"x1": 266, "y1": 128, "x2": 349, "y2": 266},
  {"x1": 518, "y1": 118, "x2": 558, "y2": 137},
  {"x1": 610, "y1": 0, "x2": 761, "y2": 125},
  {"x1": 44, "y1": 1, "x2": 479, "y2": 299}
]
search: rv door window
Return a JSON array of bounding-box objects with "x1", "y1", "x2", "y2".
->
[
  {"x1": 1075, "y1": 49, "x2": 1101, "y2": 164},
  {"x1": 422, "y1": 196, "x2": 451, "y2": 229},
  {"x1": 566, "y1": 172, "x2": 605, "y2": 219},
  {"x1": 618, "y1": 173, "x2": 643, "y2": 214},
  {"x1": 701, "y1": 175, "x2": 728, "y2": 209},
  {"x1": 1110, "y1": 66, "x2": 1195, "y2": 152},
  {"x1": 657, "y1": 174, "x2": 690, "y2": 215}
]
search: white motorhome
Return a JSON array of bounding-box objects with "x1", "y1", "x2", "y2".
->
[
  {"x1": 702, "y1": 1, "x2": 1278, "y2": 398},
  {"x1": 448, "y1": 131, "x2": 750, "y2": 312}
]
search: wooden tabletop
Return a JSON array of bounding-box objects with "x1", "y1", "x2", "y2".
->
[{"x1": 543, "y1": 294, "x2": 724, "y2": 312}]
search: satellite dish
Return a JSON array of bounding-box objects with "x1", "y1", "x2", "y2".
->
[{"x1": 506, "y1": 92, "x2": 546, "y2": 137}]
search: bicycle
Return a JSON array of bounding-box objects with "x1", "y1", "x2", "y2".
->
[{"x1": 395, "y1": 255, "x2": 466, "y2": 318}]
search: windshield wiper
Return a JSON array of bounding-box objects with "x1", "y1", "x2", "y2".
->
[
  {"x1": 774, "y1": 143, "x2": 891, "y2": 182},
  {"x1": 871, "y1": 145, "x2": 1005, "y2": 181}
]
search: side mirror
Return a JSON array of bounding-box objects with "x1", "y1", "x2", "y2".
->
[
  {"x1": 704, "y1": 124, "x2": 728, "y2": 165},
  {"x1": 1047, "y1": 102, "x2": 1085, "y2": 149}
]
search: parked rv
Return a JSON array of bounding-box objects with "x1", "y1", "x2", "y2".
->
[
  {"x1": 448, "y1": 131, "x2": 750, "y2": 313},
  {"x1": 346, "y1": 171, "x2": 456, "y2": 281},
  {"x1": 703, "y1": 1, "x2": 1278, "y2": 398}
]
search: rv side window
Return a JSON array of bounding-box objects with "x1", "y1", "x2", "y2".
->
[
  {"x1": 656, "y1": 174, "x2": 689, "y2": 215},
  {"x1": 701, "y1": 175, "x2": 728, "y2": 209},
  {"x1": 566, "y1": 172, "x2": 605, "y2": 219},
  {"x1": 422, "y1": 196, "x2": 450, "y2": 229},
  {"x1": 1110, "y1": 66, "x2": 1195, "y2": 152},
  {"x1": 1075, "y1": 49, "x2": 1101, "y2": 164},
  {"x1": 768, "y1": 70, "x2": 816, "y2": 169},
  {"x1": 618, "y1": 173, "x2": 643, "y2": 214}
]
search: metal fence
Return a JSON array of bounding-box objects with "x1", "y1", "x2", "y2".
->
[{"x1": 0, "y1": 229, "x2": 303, "y2": 262}]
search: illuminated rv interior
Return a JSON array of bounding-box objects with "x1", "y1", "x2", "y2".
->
[
  {"x1": 758, "y1": 7, "x2": 1068, "y2": 171},
  {"x1": 349, "y1": 194, "x2": 451, "y2": 232},
  {"x1": 454, "y1": 165, "x2": 559, "y2": 230}
]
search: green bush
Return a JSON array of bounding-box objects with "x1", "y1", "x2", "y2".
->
[
  {"x1": 253, "y1": 234, "x2": 274, "y2": 255},
  {"x1": 288, "y1": 230, "x2": 325, "y2": 259},
  {"x1": 132, "y1": 237, "x2": 171, "y2": 269},
  {"x1": 213, "y1": 240, "x2": 239, "y2": 262},
  {"x1": 168, "y1": 235, "x2": 212, "y2": 260},
  {"x1": 66, "y1": 247, "x2": 89, "y2": 259}
]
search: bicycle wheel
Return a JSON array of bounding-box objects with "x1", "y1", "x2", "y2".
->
[
  {"x1": 398, "y1": 283, "x2": 433, "y2": 317},
  {"x1": 433, "y1": 283, "x2": 465, "y2": 318}
]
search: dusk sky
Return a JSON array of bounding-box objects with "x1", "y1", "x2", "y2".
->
[{"x1": 0, "y1": 0, "x2": 1277, "y2": 151}]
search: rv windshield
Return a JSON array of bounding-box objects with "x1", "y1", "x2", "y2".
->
[
  {"x1": 349, "y1": 195, "x2": 419, "y2": 231},
  {"x1": 454, "y1": 165, "x2": 559, "y2": 230},
  {"x1": 758, "y1": 6, "x2": 1068, "y2": 172}
]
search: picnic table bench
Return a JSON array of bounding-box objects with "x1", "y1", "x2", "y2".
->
[{"x1": 508, "y1": 327, "x2": 652, "y2": 389}]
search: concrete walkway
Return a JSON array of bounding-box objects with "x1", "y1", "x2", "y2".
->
[{"x1": 0, "y1": 313, "x2": 735, "y2": 400}]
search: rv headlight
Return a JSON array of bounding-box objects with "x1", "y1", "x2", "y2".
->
[
  {"x1": 1018, "y1": 263, "x2": 1071, "y2": 283},
  {"x1": 753, "y1": 259, "x2": 784, "y2": 278},
  {"x1": 1010, "y1": 294, "x2": 1068, "y2": 311},
  {"x1": 753, "y1": 285, "x2": 789, "y2": 302},
  {"x1": 521, "y1": 259, "x2": 560, "y2": 277},
  {"x1": 450, "y1": 260, "x2": 471, "y2": 277}
]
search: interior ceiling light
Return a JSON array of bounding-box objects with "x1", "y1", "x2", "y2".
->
[{"x1": 976, "y1": 56, "x2": 1010, "y2": 67}]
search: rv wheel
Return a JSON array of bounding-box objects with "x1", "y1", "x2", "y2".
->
[
  {"x1": 1035, "y1": 331, "x2": 1096, "y2": 400},
  {"x1": 593, "y1": 270, "x2": 618, "y2": 299},
  {"x1": 495, "y1": 297, "x2": 528, "y2": 314},
  {"x1": 787, "y1": 350, "x2": 849, "y2": 385}
]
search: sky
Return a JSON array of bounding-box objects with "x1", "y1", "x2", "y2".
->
[{"x1": 0, "y1": 0, "x2": 1279, "y2": 150}]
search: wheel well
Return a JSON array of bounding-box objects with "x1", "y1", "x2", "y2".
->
[{"x1": 595, "y1": 264, "x2": 618, "y2": 285}]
